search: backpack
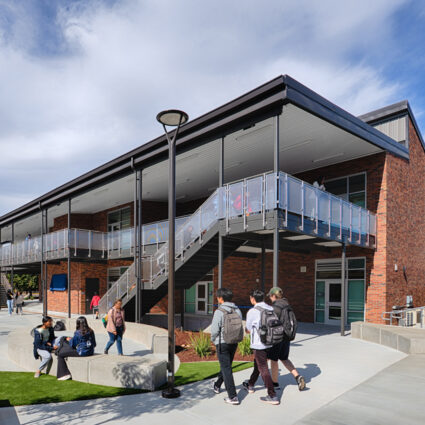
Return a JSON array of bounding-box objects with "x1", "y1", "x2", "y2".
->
[
  {"x1": 255, "y1": 305, "x2": 285, "y2": 346},
  {"x1": 218, "y1": 306, "x2": 244, "y2": 344},
  {"x1": 76, "y1": 332, "x2": 95, "y2": 356},
  {"x1": 54, "y1": 320, "x2": 66, "y2": 331},
  {"x1": 274, "y1": 301, "x2": 298, "y2": 341}
]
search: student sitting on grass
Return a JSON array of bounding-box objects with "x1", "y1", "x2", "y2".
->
[
  {"x1": 33, "y1": 316, "x2": 58, "y2": 378},
  {"x1": 57, "y1": 316, "x2": 96, "y2": 381}
]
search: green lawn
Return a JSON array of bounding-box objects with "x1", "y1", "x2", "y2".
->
[{"x1": 0, "y1": 361, "x2": 253, "y2": 407}]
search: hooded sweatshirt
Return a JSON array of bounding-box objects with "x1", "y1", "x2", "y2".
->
[{"x1": 210, "y1": 302, "x2": 242, "y2": 346}]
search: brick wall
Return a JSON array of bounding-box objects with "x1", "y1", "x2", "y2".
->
[{"x1": 384, "y1": 119, "x2": 425, "y2": 312}]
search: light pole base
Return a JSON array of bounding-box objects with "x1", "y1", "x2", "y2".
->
[{"x1": 162, "y1": 387, "x2": 181, "y2": 399}]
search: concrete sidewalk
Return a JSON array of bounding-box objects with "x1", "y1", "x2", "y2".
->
[{"x1": 1, "y1": 314, "x2": 412, "y2": 425}]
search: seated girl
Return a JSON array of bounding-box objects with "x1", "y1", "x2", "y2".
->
[{"x1": 56, "y1": 316, "x2": 96, "y2": 381}]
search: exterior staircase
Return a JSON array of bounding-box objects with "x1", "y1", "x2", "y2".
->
[{"x1": 0, "y1": 273, "x2": 12, "y2": 308}]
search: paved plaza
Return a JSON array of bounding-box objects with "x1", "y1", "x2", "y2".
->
[{"x1": 1, "y1": 307, "x2": 425, "y2": 425}]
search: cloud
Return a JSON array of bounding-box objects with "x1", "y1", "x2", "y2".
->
[{"x1": 0, "y1": 0, "x2": 412, "y2": 215}]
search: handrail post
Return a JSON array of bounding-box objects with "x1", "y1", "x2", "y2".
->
[
  {"x1": 199, "y1": 207, "x2": 203, "y2": 244},
  {"x1": 339, "y1": 199, "x2": 342, "y2": 240},
  {"x1": 243, "y1": 179, "x2": 247, "y2": 230},
  {"x1": 358, "y1": 208, "x2": 362, "y2": 244},
  {"x1": 88, "y1": 230, "x2": 92, "y2": 258},
  {"x1": 284, "y1": 173, "x2": 288, "y2": 227},
  {"x1": 349, "y1": 204, "x2": 352, "y2": 242},
  {"x1": 315, "y1": 187, "x2": 319, "y2": 234},
  {"x1": 367, "y1": 211, "x2": 370, "y2": 247},
  {"x1": 74, "y1": 229, "x2": 77, "y2": 256},
  {"x1": 300, "y1": 181, "x2": 304, "y2": 231},
  {"x1": 225, "y1": 185, "x2": 230, "y2": 234},
  {"x1": 262, "y1": 173, "x2": 266, "y2": 228}
]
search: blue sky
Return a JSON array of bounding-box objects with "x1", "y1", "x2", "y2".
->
[{"x1": 1, "y1": 0, "x2": 425, "y2": 216}]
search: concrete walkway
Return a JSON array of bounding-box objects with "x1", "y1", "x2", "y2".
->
[{"x1": 2, "y1": 309, "x2": 416, "y2": 425}]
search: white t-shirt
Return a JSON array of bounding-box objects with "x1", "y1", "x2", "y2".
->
[
  {"x1": 246, "y1": 302, "x2": 274, "y2": 350},
  {"x1": 313, "y1": 181, "x2": 326, "y2": 191}
]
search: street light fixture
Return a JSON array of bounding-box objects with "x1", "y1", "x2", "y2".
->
[{"x1": 157, "y1": 109, "x2": 189, "y2": 399}]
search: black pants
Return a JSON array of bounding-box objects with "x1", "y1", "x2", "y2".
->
[
  {"x1": 215, "y1": 343, "x2": 238, "y2": 398},
  {"x1": 57, "y1": 341, "x2": 79, "y2": 379},
  {"x1": 248, "y1": 349, "x2": 276, "y2": 397}
]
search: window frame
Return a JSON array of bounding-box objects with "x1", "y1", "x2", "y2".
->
[{"x1": 325, "y1": 171, "x2": 367, "y2": 209}]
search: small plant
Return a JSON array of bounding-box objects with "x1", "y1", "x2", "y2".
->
[
  {"x1": 189, "y1": 331, "x2": 212, "y2": 358},
  {"x1": 237, "y1": 336, "x2": 252, "y2": 357}
]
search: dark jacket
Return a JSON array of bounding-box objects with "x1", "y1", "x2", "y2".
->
[
  {"x1": 69, "y1": 329, "x2": 96, "y2": 356},
  {"x1": 272, "y1": 297, "x2": 290, "y2": 322},
  {"x1": 33, "y1": 327, "x2": 56, "y2": 360}
]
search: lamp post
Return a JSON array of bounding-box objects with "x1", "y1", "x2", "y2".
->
[{"x1": 157, "y1": 109, "x2": 189, "y2": 399}]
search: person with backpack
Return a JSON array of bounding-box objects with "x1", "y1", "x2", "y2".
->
[
  {"x1": 56, "y1": 316, "x2": 96, "y2": 380},
  {"x1": 15, "y1": 291, "x2": 24, "y2": 315},
  {"x1": 211, "y1": 287, "x2": 244, "y2": 405},
  {"x1": 267, "y1": 287, "x2": 305, "y2": 391},
  {"x1": 243, "y1": 289, "x2": 281, "y2": 405},
  {"x1": 33, "y1": 316, "x2": 58, "y2": 378},
  {"x1": 104, "y1": 299, "x2": 126, "y2": 355}
]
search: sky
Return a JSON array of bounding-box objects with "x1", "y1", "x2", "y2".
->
[{"x1": 1, "y1": 0, "x2": 425, "y2": 216}]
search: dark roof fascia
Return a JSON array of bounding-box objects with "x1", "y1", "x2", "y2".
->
[
  {"x1": 0, "y1": 77, "x2": 287, "y2": 226},
  {"x1": 282, "y1": 75, "x2": 409, "y2": 161},
  {"x1": 358, "y1": 100, "x2": 425, "y2": 153}
]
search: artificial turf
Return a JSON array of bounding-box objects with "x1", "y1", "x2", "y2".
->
[{"x1": 0, "y1": 361, "x2": 253, "y2": 407}]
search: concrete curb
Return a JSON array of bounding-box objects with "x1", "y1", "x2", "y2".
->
[{"x1": 351, "y1": 321, "x2": 425, "y2": 354}]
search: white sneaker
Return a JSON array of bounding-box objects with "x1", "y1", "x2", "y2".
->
[{"x1": 58, "y1": 374, "x2": 72, "y2": 381}]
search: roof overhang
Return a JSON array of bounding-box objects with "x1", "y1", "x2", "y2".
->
[{"x1": 0, "y1": 75, "x2": 409, "y2": 228}]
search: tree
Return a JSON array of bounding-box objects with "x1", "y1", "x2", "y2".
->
[{"x1": 7, "y1": 274, "x2": 39, "y2": 295}]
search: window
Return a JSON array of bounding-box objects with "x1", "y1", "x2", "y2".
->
[
  {"x1": 325, "y1": 173, "x2": 366, "y2": 208},
  {"x1": 107, "y1": 207, "x2": 131, "y2": 231},
  {"x1": 107, "y1": 267, "x2": 129, "y2": 289}
]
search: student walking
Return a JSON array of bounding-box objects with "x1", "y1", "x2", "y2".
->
[
  {"x1": 243, "y1": 289, "x2": 280, "y2": 405},
  {"x1": 33, "y1": 316, "x2": 58, "y2": 378},
  {"x1": 211, "y1": 288, "x2": 244, "y2": 405},
  {"x1": 56, "y1": 316, "x2": 96, "y2": 381},
  {"x1": 104, "y1": 299, "x2": 126, "y2": 355},
  {"x1": 15, "y1": 291, "x2": 24, "y2": 315},
  {"x1": 6, "y1": 289, "x2": 14, "y2": 315},
  {"x1": 267, "y1": 287, "x2": 305, "y2": 391},
  {"x1": 90, "y1": 292, "x2": 101, "y2": 319}
]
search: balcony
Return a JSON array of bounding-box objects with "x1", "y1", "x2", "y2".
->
[{"x1": 0, "y1": 171, "x2": 376, "y2": 269}]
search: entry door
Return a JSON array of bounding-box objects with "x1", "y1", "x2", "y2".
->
[
  {"x1": 325, "y1": 280, "x2": 342, "y2": 325},
  {"x1": 85, "y1": 278, "x2": 100, "y2": 314}
]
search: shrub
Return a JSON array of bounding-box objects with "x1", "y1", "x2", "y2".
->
[
  {"x1": 189, "y1": 331, "x2": 212, "y2": 358},
  {"x1": 237, "y1": 336, "x2": 252, "y2": 357}
]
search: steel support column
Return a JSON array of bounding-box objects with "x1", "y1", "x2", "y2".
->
[
  {"x1": 218, "y1": 136, "x2": 224, "y2": 289},
  {"x1": 273, "y1": 115, "x2": 280, "y2": 288},
  {"x1": 133, "y1": 163, "x2": 139, "y2": 323},
  {"x1": 137, "y1": 169, "x2": 143, "y2": 322},
  {"x1": 261, "y1": 241, "x2": 266, "y2": 292},
  {"x1": 10, "y1": 222, "x2": 14, "y2": 291},
  {"x1": 341, "y1": 242, "x2": 346, "y2": 336},
  {"x1": 67, "y1": 199, "x2": 71, "y2": 318}
]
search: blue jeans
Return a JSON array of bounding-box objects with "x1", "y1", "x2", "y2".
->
[
  {"x1": 7, "y1": 300, "x2": 13, "y2": 315},
  {"x1": 105, "y1": 326, "x2": 123, "y2": 354}
]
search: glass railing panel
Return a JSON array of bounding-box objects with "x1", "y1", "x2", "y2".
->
[
  {"x1": 120, "y1": 228, "x2": 132, "y2": 250},
  {"x1": 91, "y1": 231, "x2": 105, "y2": 251},
  {"x1": 330, "y1": 197, "x2": 341, "y2": 226},
  {"x1": 304, "y1": 184, "x2": 316, "y2": 220},
  {"x1": 266, "y1": 173, "x2": 277, "y2": 210},
  {"x1": 156, "y1": 221, "x2": 168, "y2": 243},
  {"x1": 369, "y1": 214, "x2": 376, "y2": 236},
  {"x1": 278, "y1": 173, "x2": 285, "y2": 210},
  {"x1": 361, "y1": 210, "x2": 368, "y2": 235},
  {"x1": 318, "y1": 190, "x2": 330, "y2": 222},
  {"x1": 342, "y1": 203, "x2": 350, "y2": 230},
  {"x1": 228, "y1": 181, "x2": 244, "y2": 218},
  {"x1": 143, "y1": 223, "x2": 158, "y2": 245},
  {"x1": 201, "y1": 190, "x2": 219, "y2": 231},
  {"x1": 351, "y1": 205, "x2": 361, "y2": 235},
  {"x1": 246, "y1": 176, "x2": 263, "y2": 214},
  {"x1": 287, "y1": 176, "x2": 302, "y2": 214}
]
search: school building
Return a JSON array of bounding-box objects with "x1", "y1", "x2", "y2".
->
[{"x1": 1, "y1": 75, "x2": 424, "y2": 329}]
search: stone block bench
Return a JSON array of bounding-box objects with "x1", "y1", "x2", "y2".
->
[
  {"x1": 8, "y1": 318, "x2": 179, "y2": 391},
  {"x1": 351, "y1": 321, "x2": 425, "y2": 354}
]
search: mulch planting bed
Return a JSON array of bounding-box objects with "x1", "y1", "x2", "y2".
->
[{"x1": 175, "y1": 329, "x2": 255, "y2": 363}]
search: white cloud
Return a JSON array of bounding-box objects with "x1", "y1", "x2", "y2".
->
[{"x1": 0, "y1": 0, "x2": 410, "y2": 215}]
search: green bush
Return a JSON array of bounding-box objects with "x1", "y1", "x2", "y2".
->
[
  {"x1": 189, "y1": 331, "x2": 212, "y2": 358},
  {"x1": 237, "y1": 336, "x2": 252, "y2": 356}
]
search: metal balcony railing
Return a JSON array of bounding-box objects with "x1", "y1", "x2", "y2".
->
[{"x1": 0, "y1": 171, "x2": 377, "y2": 271}]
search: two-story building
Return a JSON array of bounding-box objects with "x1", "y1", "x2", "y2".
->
[{"x1": 1, "y1": 75, "x2": 424, "y2": 329}]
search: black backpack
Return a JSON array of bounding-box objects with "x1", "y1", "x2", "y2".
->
[
  {"x1": 255, "y1": 306, "x2": 285, "y2": 346},
  {"x1": 274, "y1": 301, "x2": 297, "y2": 341},
  {"x1": 54, "y1": 320, "x2": 66, "y2": 331}
]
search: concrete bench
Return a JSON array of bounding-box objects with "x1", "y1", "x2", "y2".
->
[
  {"x1": 8, "y1": 319, "x2": 179, "y2": 391},
  {"x1": 351, "y1": 321, "x2": 425, "y2": 354}
]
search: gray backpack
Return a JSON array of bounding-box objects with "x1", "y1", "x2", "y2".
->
[
  {"x1": 218, "y1": 306, "x2": 244, "y2": 344},
  {"x1": 255, "y1": 305, "x2": 285, "y2": 346}
]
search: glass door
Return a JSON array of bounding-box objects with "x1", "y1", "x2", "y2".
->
[{"x1": 325, "y1": 280, "x2": 342, "y2": 325}]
